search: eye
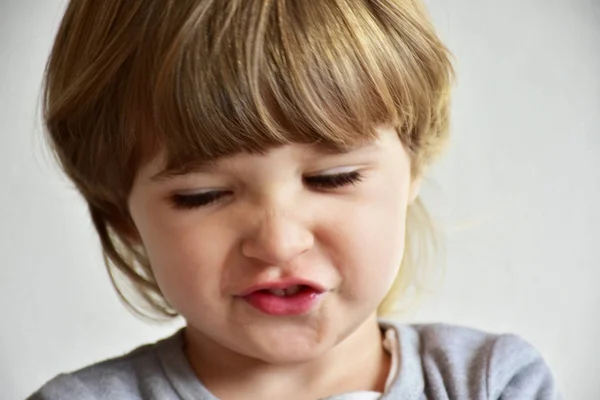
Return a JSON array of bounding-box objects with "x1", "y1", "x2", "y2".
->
[
  {"x1": 170, "y1": 191, "x2": 230, "y2": 210},
  {"x1": 304, "y1": 170, "x2": 364, "y2": 190}
]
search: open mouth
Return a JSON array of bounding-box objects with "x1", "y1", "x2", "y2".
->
[
  {"x1": 240, "y1": 283, "x2": 325, "y2": 316},
  {"x1": 258, "y1": 284, "x2": 310, "y2": 297}
]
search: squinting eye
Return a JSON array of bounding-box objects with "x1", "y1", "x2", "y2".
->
[
  {"x1": 170, "y1": 191, "x2": 230, "y2": 210},
  {"x1": 304, "y1": 170, "x2": 364, "y2": 190},
  {"x1": 170, "y1": 171, "x2": 364, "y2": 210}
]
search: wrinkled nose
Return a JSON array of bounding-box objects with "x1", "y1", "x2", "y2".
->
[{"x1": 241, "y1": 209, "x2": 314, "y2": 266}]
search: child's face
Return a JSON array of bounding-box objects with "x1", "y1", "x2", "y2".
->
[{"x1": 128, "y1": 126, "x2": 419, "y2": 363}]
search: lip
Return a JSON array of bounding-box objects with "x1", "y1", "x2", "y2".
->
[
  {"x1": 236, "y1": 278, "x2": 327, "y2": 297},
  {"x1": 236, "y1": 278, "x2": 327, "y2": 316}
]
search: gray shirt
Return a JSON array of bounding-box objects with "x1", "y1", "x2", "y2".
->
[{"x1": 28, "y1": 321, "x2": 561, "y2": 399}]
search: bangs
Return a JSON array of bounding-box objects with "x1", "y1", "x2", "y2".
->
[{"x1": 123, "y1": 0, "x2": 451, "y2": 173}]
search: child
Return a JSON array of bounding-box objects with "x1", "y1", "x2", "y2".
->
[{"x1": 30, "y1": 0, "x2": 560, "y2": 399}]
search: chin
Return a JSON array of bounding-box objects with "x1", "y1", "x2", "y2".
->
[
  {"x1": 243, "y1": 327, "x2": 334, "y2": 365},
  {"x1": 252, "y1": 342, "x2": 328, "y2": 365}
]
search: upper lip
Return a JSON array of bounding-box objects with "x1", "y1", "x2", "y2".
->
[{"x1": 237, "y1": 278, "x2": 327, "y2": 297}]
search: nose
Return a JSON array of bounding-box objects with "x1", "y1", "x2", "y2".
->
[{"x1": 241, "y1": 208, "x2": 314, "y2": 266}]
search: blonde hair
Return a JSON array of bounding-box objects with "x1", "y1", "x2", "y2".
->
[{"x1": 43, "y1": 0, "x2": 453, "y2": 319}]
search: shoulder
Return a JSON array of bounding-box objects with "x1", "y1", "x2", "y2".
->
[
  {"x1": 381, "y1": 320, "x2": 561, "y2": 399},
  {"x1": 27, "y1": 332, "x2": 182, "y2": 400}
]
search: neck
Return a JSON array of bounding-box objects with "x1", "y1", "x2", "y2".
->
[{"x1": 184, "y1": 314, "x2": 390, "y2": 400}]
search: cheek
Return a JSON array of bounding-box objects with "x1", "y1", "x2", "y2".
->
[
  {"x1": 135, "y1": 211, "x2": 231, "y2": 312},
  {"x1": 323, "y1": 188, "x2": 409, "y2": 302}
]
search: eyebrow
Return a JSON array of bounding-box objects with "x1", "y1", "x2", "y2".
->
[
  {"x1": 148, "y1": 140, "x2": 379, "y2": 182},
  {"x1": 311, "y1": 139, "x2": 379, "y2": 155},
  {"x1": 149, "y1": 160, "x2": 219, "y2": 183}
]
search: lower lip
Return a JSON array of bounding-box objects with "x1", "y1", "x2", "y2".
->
[{"x1": 242, "y1": 288, "x2": 324, "y2": 316}]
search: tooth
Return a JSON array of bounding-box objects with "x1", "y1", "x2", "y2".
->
[
  {"x1": 268, "y1": 289, "x2": 286, "y2": 297},
  {"x1": 285, "y1": 285, "x2": 301, "y2": 296}
]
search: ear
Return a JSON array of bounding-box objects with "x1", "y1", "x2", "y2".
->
[{"x1": 408, "y1": 176, "x2": 422, "y2": 205}]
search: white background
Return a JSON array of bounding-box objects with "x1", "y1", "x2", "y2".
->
[{"x1": 1, "y1": 0, "x2": 598, "y2": 399}]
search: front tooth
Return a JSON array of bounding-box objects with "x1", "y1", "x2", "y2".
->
[
  {"x1": 285, "y1": 285, "x2": 301, "y2": 296},
  {"x1": 268, "y1": 289, "x2": 286, "y2": 297}
]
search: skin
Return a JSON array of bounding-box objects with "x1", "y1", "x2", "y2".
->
[{"x1": 127, "y1": 126, "x2": 420, "y2": 399}]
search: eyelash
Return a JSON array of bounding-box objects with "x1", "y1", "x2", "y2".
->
[{"x1": 170, "y1": 171, "x2": 364, "y2": 210}]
